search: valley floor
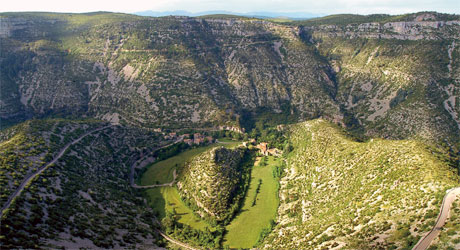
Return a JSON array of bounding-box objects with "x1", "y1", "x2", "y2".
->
[
  {"x1": 138, "y1": 141, "x2": 281, "y2": 249},
  {"x1": 140, "y1": 141, "x2": 241, "y2": 227},
  {"x1": 224, "y1": 156, "x2": 280, "y2": 248}
]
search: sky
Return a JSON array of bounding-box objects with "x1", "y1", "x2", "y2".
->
[{"x1": 0, "y1": 0, "x2": 459, "y2": 15}]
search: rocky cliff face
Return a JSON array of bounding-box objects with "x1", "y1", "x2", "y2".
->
[
  {"x1": 0, "y1": 12, "x2": 459, "y2": 146},
  {"x1": 303, "y1": 20, "x2": 460, "y2": 40},
  {"x1": 0, "y1": 14, "x2": 341, "y2": 129},
  {"x1": 301, "y1": 16, "x2": 460, "y2": 144}
]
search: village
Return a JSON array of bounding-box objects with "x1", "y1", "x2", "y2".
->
[{"x1": 159, "y1": 128, "x2": 281, "y2": 157}]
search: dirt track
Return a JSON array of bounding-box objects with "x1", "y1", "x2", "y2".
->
[{"x1": 129, "y1": 138, "x2": 183, "y2": 188}]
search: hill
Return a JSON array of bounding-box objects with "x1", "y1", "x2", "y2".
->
[
  {"x1": 0, "y1": 119, "x2": 168, "y2": 248},
  {"x1": 292, "y1": 12, "x2": 460, "y2": 26},
  {"x1": 177, "y1": 147, "x2": 251, "y2": 224},
  {"x1": 261, "y1": 119, "x2": 459, "y2": 249},
  {"x1": 0, "y1": 11, "x2": 459, "y2": 249}
]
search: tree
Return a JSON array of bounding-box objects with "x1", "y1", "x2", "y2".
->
[{"x1": 161, "y1": 217, "x2": 174, "y2": 234}]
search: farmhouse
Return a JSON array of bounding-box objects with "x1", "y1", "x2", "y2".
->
[{"x1": 256, "y1": 142, "x2": 268, "y2": 156}]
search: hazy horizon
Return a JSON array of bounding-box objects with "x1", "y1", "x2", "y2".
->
[{"x1": 0, "y1": 0, "x2": 459, "y2": 16}]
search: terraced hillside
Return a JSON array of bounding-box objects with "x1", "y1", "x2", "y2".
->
[
  {"x1": 177, "y1": 147, "x2": 250, "y2": 223},
  {"x1": 262, "y1": 119, "x2": 459, "y2": 249}
]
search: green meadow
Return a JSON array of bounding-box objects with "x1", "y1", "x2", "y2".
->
[
  {"x1": 145, "y1": 186, "x2": 210, "y2": 230},
  {"x1": 140, "y1": 145, "x2": 215, "y2": 185},
  {"x1": 139, "y1": 141, "x2": 241, "y2": 185},
  {"x1": 140, "y1": 141, "x2": 243, "y2": 230},
  {"x1": 140, "y1": 140, "x2": 281, "y2": 248},
  {"x1": 224, "y1": 156, "x2": 280, "y2": 248}
]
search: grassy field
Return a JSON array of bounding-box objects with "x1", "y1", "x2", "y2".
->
[
  {"x1": 141, "y1": 141, "x2": 242, "y2": 230},
  {"x1": 139, "y1": 145, "x2": 215, "y2": 185},
  {"x1": 216, "y1": 138, "x2": 240, "y2": 143},
  {"x1": 140, "y1": 141, "x2": 242, "y2": 185},
  {"x1": 145, "y1": 186, "x2": 210, "y2": 230},
  {"x1": 224, "y1": 156, "x2": 280, "y2": 248}
]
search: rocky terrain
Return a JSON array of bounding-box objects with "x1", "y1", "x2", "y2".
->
[
  {"x1": 0, "y1": 119, "x2": 168, "y2": 248},
  {"x1": 0, "y1": 11, "x2": 459, "y2": 250},
  {"x1": 305, "y1": 17, "x2": 460, "y2": 145},
  {"x1": 1, "y1": 12, "x2": 458, "y2": 148},
  {"x1": 262, "y1": 119, "x2": 459, "y2": 249},
  {"x1": 0, "y1": 119, "x2": 103, "y2": 208},
  {"x1": 177, "y1": 147, "x2": 249, "y2": 223}
]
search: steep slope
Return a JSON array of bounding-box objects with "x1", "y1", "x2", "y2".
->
[
  {"x1": 428, "y1": 193, "x2": 460, "y2": 249},
  {"x1": 262, "y1": 119, "x2": 459, "y2": 249},
  {"x1": 0, "y1": 119, "x2": 103, "y2": 209},
  {"x1": 1, "y1": 11, "x2": 460, "y2": 249},
  {"x1": 0, "y1": 12, "x2": 340, "y2": 129},
  {"x1": 0, "y1": 119, "x2": 167, "y2": 249},
  {"x1": 177, "y1": 147, "x2": 250, "y2": 223},
  {"x1": 1, "y1": 12, "x2": 459, "y2": 148},
  {"x1": 300, "y1": 12, "x2": 460, "y2": 146},
  {"x1": 1, "y1": 12, "x2": 459, "y2": 147}
]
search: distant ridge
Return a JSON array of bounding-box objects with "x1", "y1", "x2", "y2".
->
[{"x1": 133, "y1": 10, "x2": 322, "y2": 20}]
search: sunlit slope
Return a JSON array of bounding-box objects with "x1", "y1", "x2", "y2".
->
[{"x1": 263, "y1": 119, "x2": 459, "y2": 249}]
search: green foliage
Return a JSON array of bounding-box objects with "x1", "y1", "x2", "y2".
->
[
  {"x1": 153, "y1": 142, "x2": 190, "y2": 162},
  {"x1": 291, "y1": 12, "x2": 460, "y2": 26},
  {"x1": 140, "y1": 144, "x2": 211, "y2": 185},
  {"x1": 177, "y1": 147, "x2": 253, "y2": 224},
  {"x1": 431, "y1": 198, "x2": 460, "y2": 249},
  {"x1": 1, "y1": 10, "x2": 460, "y2": 249},
  {"x1": 0, "y1": 120, "x2": 163, "y2": 248},
  {"x1": 161, "y1": 211, "x2": 224, "y2": 248},
  {"x1": 0, "y1": 119, "x2": 103, "y2": 210},
  {"x1": 251, "y1": 179, "x2": 263, "y2": 207},
  {"x1": 1, "y1": 11, "x2": 458, "y2": 150},
  {"x1": 261, "y1": 119, "x2": 459, "y2": 249}
]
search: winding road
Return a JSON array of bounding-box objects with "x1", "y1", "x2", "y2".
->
[
  {"x1": 129, "y1": 138, "x2": 183, "y2": 188},
  {"x1": 132, "y1": 169, "x2": 177, "y2": 188},
  {"x1": 0, "y1": 125, "x2": 111, "y2": 219},
  {"x1": 413, "y1": 187, "x2": 460, "y2": 250},
  {"x1": 2, "y1": 126, "x2": 195, "y2": 249},
  {"x1": 156, "y1": 229, "x2": 200, "y2": 250}
]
